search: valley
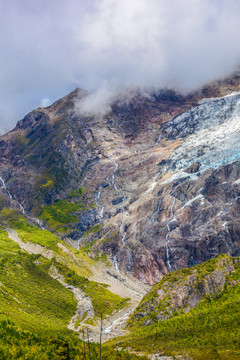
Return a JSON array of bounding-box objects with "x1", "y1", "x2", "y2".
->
[{"x1": 0, "y1": 72, "x2": 240, "y2": 359}]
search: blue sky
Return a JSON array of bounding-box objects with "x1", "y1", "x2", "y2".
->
[{"x1": 0, "y1": 0, "x2": 240, "y2": 133}]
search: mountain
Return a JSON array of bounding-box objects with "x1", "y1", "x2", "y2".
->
[
  {"x1": 112, "y1": 254, "x2": 240, "y2": 360},
  {"x1": 1, "y1": 73, "x2": 240, "y2": 285},
  {"x1": 1, "y1": 72, "x2": 240, "y2": 359}
]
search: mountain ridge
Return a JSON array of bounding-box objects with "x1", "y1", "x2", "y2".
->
[
  {"x1": 1, "y1": 72, "x2": 240, "y2": 284},
  {"x1": 1, "y1": 72, "x2": 240, "y2": 359}
]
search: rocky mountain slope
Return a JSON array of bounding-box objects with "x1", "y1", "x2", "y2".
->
[
  {"x1": 110, "y1": 254, "x2": 240, "y2": 360},
  {"x1": 1, "y1": 73, "x2": 240, "y2": 285},
  {"x1": 128, "y1": 254, "x2": 238, "y2": 327}
]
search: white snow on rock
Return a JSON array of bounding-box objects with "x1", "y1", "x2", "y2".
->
[{"x1": 164, "y1": 92, "x2": 240, "y2": 182}]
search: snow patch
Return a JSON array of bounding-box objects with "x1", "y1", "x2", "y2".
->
[
  {"x1": 182, "y1": 194, "x2": 204, "y2": 209},
  {"x1": 166, "y1": 92, "x2": 240, "y2": 176},
  {"x1": 161, "y1": 171, "x2": 198, "y2": 185}
]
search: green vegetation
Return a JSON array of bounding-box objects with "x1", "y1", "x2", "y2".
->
[
  {"x1": 0, "y1": 320, "x2": 85, "y2": 360},
  {"x1": 0, "y1": 228, "x2": 77, "y2": 335},
  {"x1": 109, "y1": 255, "x2": 240, "y2": 360},
  {"x1": 0, "y1": 227, "x2": 21, "y2": 257},
  {"x1": 0, "y1": 224, "x2": 139, "y2": 359},
  {"x1": 128, "y1": 254, "x2": 232, "y2": 328},
  {"x1": 0, "y1": 207, "x2": 97, "y2": 279},
  {"x1": 0, "y1": 208, "x2": 129, "y2": 317},
  {"x1": 27, "y1": 173, "x2": 56, "y2": 214},
  {"x1": 5, "y1": 205, "x2": 240, "y2": 359},
  {"x1": 93, "y1": 252, "x2": 111, "y2": 265},
  {"x1": 83, "y1": 224, "x2": 102, "y2": 237},
  {"x1": 2, "y1": 205, "x2": 240, "y2": 359},
  {"x1": 40, "y1": 177, "x2": 54, "y2": 189},
  {"x1": 14, "y1": 133, "x2": 28, "y2": 146},
  {"x1": 39, "y1": 200, "x2": 81, "y2": 230},
  {"x1": 68, "y1": 187, "x2": 86, "y2": 197},
  {"x1": 38, "y1": 187, "x2": 94, "y2": 233},
  {"x1": 0, "y1": 320, "x2": 147, "y2": 360},
  {"x1": 52, "y1": 260, "x2": 130, "y2": 318},
  {"x1": 24, "y1": 118, "x2": 72, "y2": 192},
  {"x1": 0, "y1": 207, "x2": 61, "y2": 251}
]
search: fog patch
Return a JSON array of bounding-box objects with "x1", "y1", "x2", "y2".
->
[{"x1": 1, "y1": 0, "x2": 240, "y2": 131}]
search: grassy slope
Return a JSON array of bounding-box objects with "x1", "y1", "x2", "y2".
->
[
  {"x1": 0, "y1": 206, "x2": 96, "y2": 275},
  {"x1": 109, "y1": 256, "x2": 240, "y2": 360},
  {"x1": 0, "y1": 228, "x2": 77, "y2": 335},
  {"x1": 0, "y1": 223, "x2": 140, "y2": 359},
  {"x1": 0, "y1": 208, "x2": 129, "y2": 318},
  {"x1": 4, "y1": 207, "x2": 240, "y2": 359}
]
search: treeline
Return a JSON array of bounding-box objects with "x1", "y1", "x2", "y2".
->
[{"x1": 0, "y1": 320, "x2": 146, "y2": 360}]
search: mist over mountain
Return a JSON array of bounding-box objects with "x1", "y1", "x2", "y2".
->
[
  {"x1": 1, "y1": 71, "x2": 240, "y2": 282},
  {"x1": 1, "y1": 2, "x2": 240, "y2": 358},
  {"x1": 1, "y1": 70, "x2": 240, "y2": 359},
  {"x1": 0, "y1": 61, "x2": 240, "y2": 360},
  {"x1": 1, "y1": 0, "x2": 240, "y2": 132}
]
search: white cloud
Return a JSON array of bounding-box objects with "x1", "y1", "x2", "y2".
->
[
  {"x1": 75, "y1": 81, "x2": 114, "y2": 115},
  {"x1": 0, "y1": 0, "x2": 240, "y2": 130},
  {"x1": 41, "y1": 98, "x2": 51, "y2": 108},
  {"x1": 77, "y1": 0, "x2": 240, "y2": 91}
]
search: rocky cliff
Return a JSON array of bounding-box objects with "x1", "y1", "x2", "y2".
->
[
  {"x1": 111, "y1": 254, "x2": 240, "y2": 360},
  {"x1": 128, "y1": 254, "x2": 238, "y2": 327},
  {"x1": 1, "y1": 73, "x2": 240, "y2": 284}
]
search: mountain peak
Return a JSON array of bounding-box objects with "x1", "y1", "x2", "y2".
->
[{"x1": 1, "y1": 73, "x2": 240, "y2": 285}]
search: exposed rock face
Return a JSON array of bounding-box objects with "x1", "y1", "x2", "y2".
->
[
  {"x1": 128, "y1": 254, "x2": 239, "y2": 327},
  {"x1": 1, "y1": 74, "x2": 240, "y2": 284}
]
